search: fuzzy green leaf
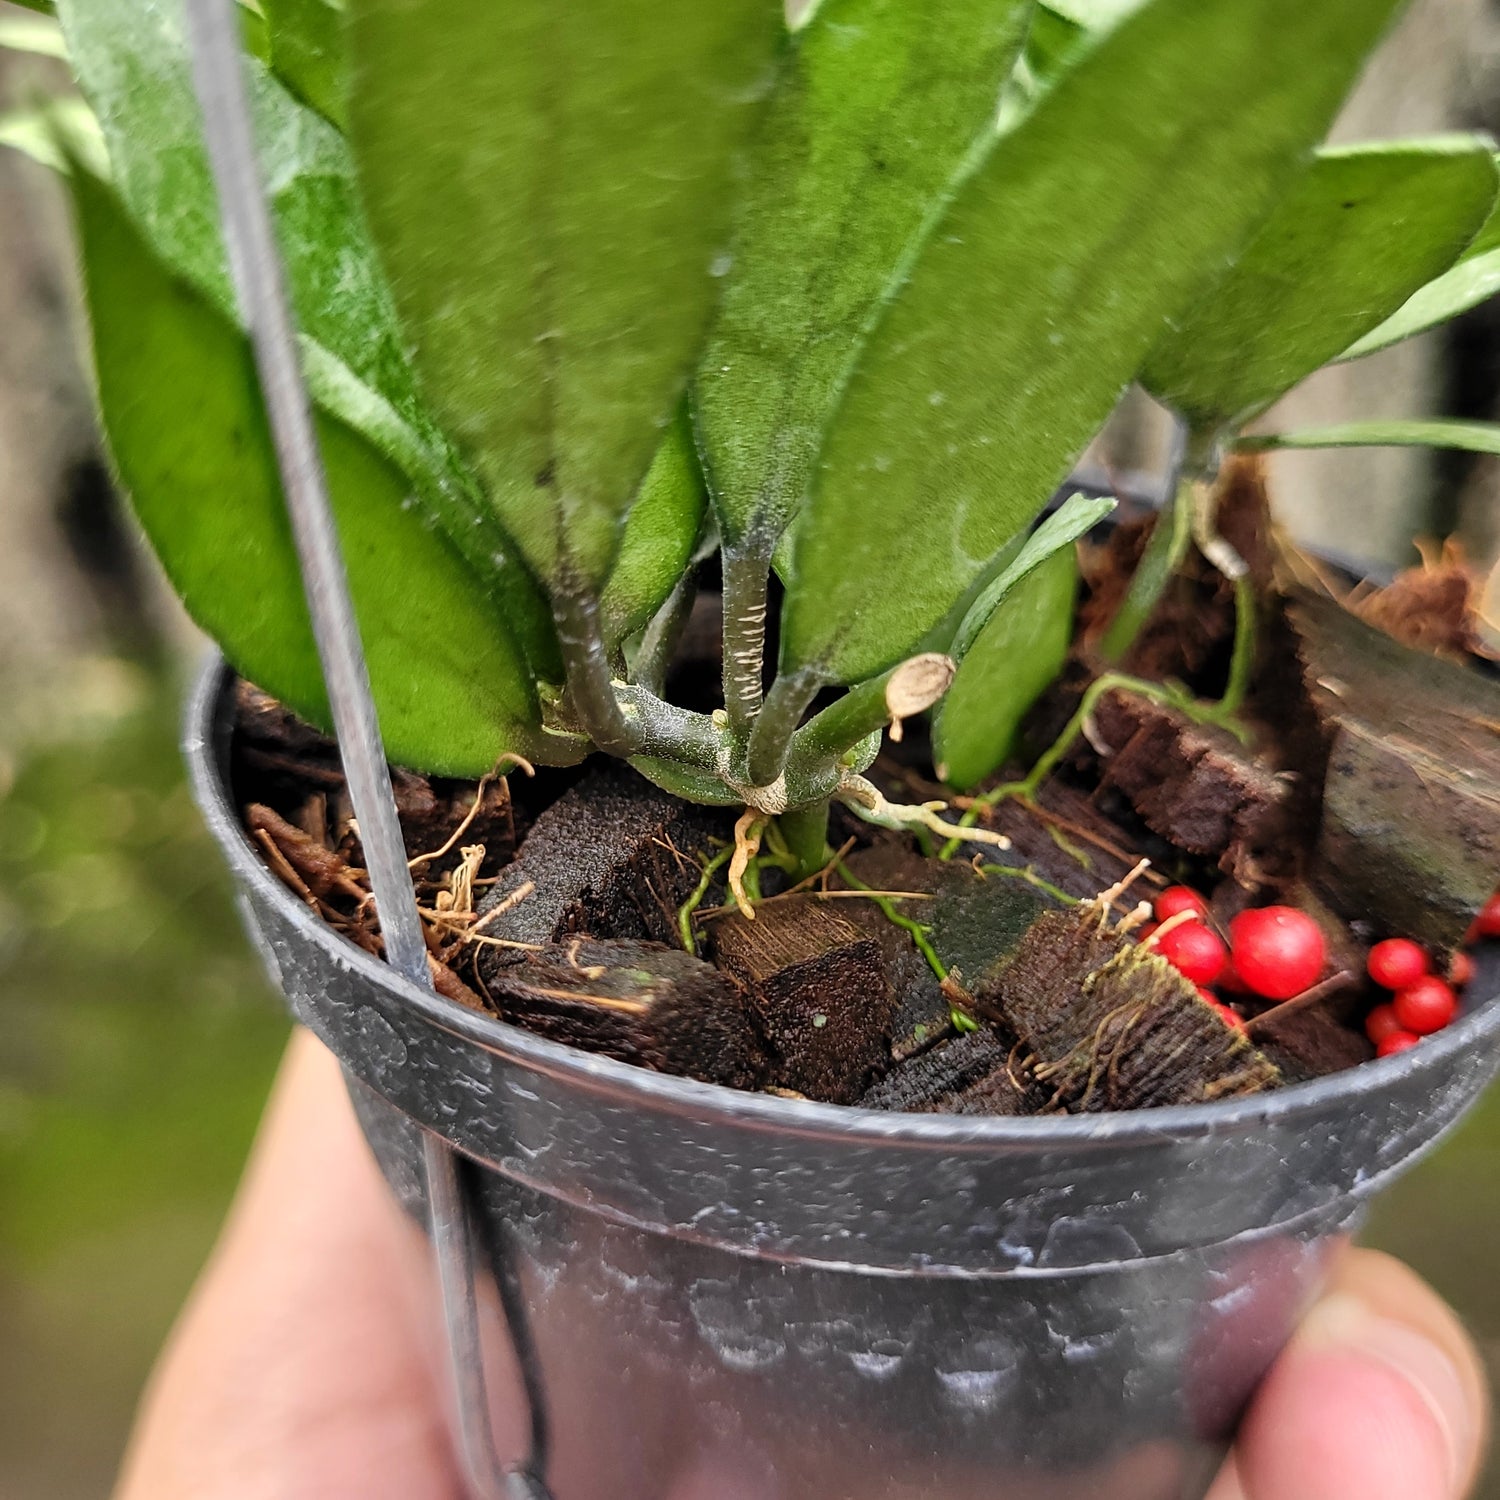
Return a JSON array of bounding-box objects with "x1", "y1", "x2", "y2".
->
[
  {"x1": 934, "y1": 546, "x2": 1078, "y2": 790},
  {"x1": 780, "y1": 0, "x2": 1406, "y2": 687},
  {"x1": 694, "y1": 0, "x2": 1032, "y2": 557},
  {"x1": 71, "y1": 164, "x2": 547, "y2": 775},
  {"x1": 950, "y1": 494, "x2": 1114, "y2": 661},
  {"x1": 347, "y1": 0, "x2": 783, "y2": 590},
  {"x1": 1341, "y1": 178, "x2": 1500, "y2": 360},
  {"x1": 599, "y1": 412, "x2": 708, "y2": 650},
  {"x1": 56, "y1": 0, "x2": 559, "y2": 677},
  {"x1": 1241, "y1": 419, "x2": 1500, "y2": 457},
  {"x1": 261, "y1": 0, "x2": 347, "y2": 130},
  {"x1": 1145, "y1": 139, "x2": 1499, "y2": 429}
]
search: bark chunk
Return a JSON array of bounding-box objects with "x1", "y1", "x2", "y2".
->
[
  {"x1": 980, "y1": 907, "x2": 1280, "y2": 1111},
  {"x1": 1288, "y1": 590, "x2": 1500, "y2": 947},
  {"x1": 482, "y1": 938, "x2": 765, "y2": 1089},
  {"x1": 711, "y1": 895, "x2": 893, "y2": 1104},
  {"x1": 859, "y1": 1029, "x2": 1034, "y2": 1116}
]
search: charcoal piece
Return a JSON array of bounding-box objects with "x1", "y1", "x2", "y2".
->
[
  {"x1": 710, "y1": 895, "x2": 893, "y2": 1104},
  {"x1": 858, "y1": 1029, "x2": 1034, "y2": 1116},
  {"x1": 474, "y1": 764, "x2": 728, "y2": 955},
  {"x1": 1286, "y1": 590, "x2": 1500, "y2": 947},
  {"x1": 482, "y1": 939, "x2": 765, "y2": 1089},
  {"x1": 980, "y1": 908, "x2": 1280, "y2": 1111}
]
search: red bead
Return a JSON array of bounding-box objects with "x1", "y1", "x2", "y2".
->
[
  {"x1": 1377, "y1": 1030, "x2": 1422, "y2": 1058},
  {"x1": 1476, "y1": 892, "x2": 1500, "y2": 940},
  {"x1": 1228, "y1": 906, "x2": 1326, "y2": 1001},
  {"x1": 1366, "y1": 938, "x2": 1428, "y2": 991},
  {"x1": 1212, "y1": 1000, "x2": 1245, "y2": 1030},
  {"x1": 1449, "y1": 951, "x2": 1476, "y2": 989},
  {"x1": 1364, "y1": 1003, "x2": 1404, "y2": 1046},
  {"x1": 1155, "y1": 885, "x2": 1209, "y2": 923},
  {"x1": 1155, "y1": 920, "x2": 1228, "y2": 985},
  {"x1": 1392, "y1": 976, "x2": 1459, "y2": 1036}
]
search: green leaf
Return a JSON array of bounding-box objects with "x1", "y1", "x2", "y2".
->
[
  {"x1": 950, "y1": 494, "x2": 1114, "y2": 661},
  {"x1": 1144, "y1": 139, "x2": 1499, "y2": 429},
  {"x1": 4, "y1": 0, "x2": 56, "y2": 15},
  {"x1": 599, "y1": 411, "x2": 708, "y2": 650},
  {"x1": 70, "y1": 163, "x2": 546, "y2": 775},
  {"x1": 1341, "y1": 177, "x2": 1500, "y2": 360},
  {"x1": 780, "y1": 0, "x2": 1406, "y2": 687},
  {"x1": 934, "y1": 546, "x2": 1078, "y2": 790},
  {"x1": 1240, "y1": 419, "x2": 1500, "y2": 457},
  {"x1": 56, "y1": 0, "x2": 559, "y2": 674},
  {"x1": 693, "y1": 0, "x2": 1032, "y2": 558},
  {"x1": 347, "y1": 0, "x2": 784, "y2": 590},
  {"x1": 261, "y1": 0, "x2": 347, "y2": 130}
]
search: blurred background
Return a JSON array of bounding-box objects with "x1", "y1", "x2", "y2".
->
[{"x1": 2, "y1": 0, "x2": 1499, "y2": 1495}]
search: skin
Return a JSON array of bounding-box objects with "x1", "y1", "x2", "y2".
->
[{"x1": 114, "y1": 1031, "x2": 1490, "y2": 1500}]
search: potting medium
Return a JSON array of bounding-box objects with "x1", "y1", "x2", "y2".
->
[{"x1": 188, "y1": 656, "x2": 1500, "y2": 1500}]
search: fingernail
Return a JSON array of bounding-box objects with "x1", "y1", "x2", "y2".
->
[{"x1": 1298, "y1": 1291, "x2": 1475, "y2": 1489}]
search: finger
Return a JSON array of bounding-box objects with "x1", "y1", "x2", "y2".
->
[
  {"x1": 113, "y1": 1029, "x2": 465, "y2": 1500},
  {"x1": 1223, "y1": 1247, "x2": 1488, "y2": 1500}
]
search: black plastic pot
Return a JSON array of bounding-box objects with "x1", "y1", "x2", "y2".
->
[{"x1": 187, "y1": 656, "x2": 1500, "y2": 1500}]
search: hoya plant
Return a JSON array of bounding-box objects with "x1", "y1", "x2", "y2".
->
[{"x1": 6, "y1": 0, "x2": 1500, "y2": 885}]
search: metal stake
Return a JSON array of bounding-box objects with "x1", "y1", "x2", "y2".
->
[{"x1": 182, "y1": 4, "x2": 546, "y2": 1495}]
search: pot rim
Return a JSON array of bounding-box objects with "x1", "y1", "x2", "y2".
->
[{"x1": 188, "y1": 652, "x2": 1500, "y2": 1148}]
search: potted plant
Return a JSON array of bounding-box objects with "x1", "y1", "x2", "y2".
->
[{"x1": 8, "y1": 0, "x2": 1500, "y2": 1495}]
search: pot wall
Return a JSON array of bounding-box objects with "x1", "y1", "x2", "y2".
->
[{"x1": 188, "y1": 659, "x2": 1500, "y2": 1500}]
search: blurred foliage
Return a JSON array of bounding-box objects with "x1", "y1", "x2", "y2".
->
[{"x1": 0, "y1": 662, "x2": 286, "y2": 1496}]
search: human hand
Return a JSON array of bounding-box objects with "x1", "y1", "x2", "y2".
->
[{"x1": 113, "y1": 1030, "x2": 1490, "y2": 1500}]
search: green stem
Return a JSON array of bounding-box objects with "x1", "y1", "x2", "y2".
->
[
  {"x1": 720, "y1": 547, "x2": 771, "y2": 742},
  {"x1": 745, "y1": 669, "x2": 821, "y2": 788},
  {"x1": 1213, "y1": 573, "x2": 1256, "y2": 722},
  {"x1": 777, "y1": 799, "x2": 831, "y2": 883},
  {"x1": 790, "y1": 670, "x2": 893, "y2": 765},
  {"x1": 553, "y1": 588, "x2": 640, "y2": 757},
  {"x1": 1099, "y1": 471, "x2": 1195, "y2": 663},
  {"x1": 835, "y1": 859, "x2": 946, "y2": 982},
  {"x1": 678, "y1": 845, "x2": 733, "y2": 955},
  {"x1": 632, "y1": 571, "x2": 697, "y2": 697}
]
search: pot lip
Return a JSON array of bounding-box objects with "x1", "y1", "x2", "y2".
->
[{"x1": 188, "y1": 652, "x2": 1500, "y2": 1148}]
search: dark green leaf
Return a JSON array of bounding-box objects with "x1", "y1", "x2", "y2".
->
[
  {"x1": 599, "y1": 411, "x2": 708, "y2": 649},
  {"x1": 1241, "y1": 419, "x2": 1500, "y2": 456},
  {"x1": 694, "y1": 0, "x2": 1032, "y2": 556},
  {"x1": 347, "y1": 0, "x2": 784, "y2": 589},
  {"x1": 1342, "y1": 174, "x2": 1500, "y2": 360},
  {"x1": 1145, "y1": 139, "x2": 1499, "y2": 429},
  {"x1": 780, "y1": 0, "x2": 1405, "y2": 686},
  {"x1": 56, "y1": 0, "x2": 559, "y2": 674},
  {"x1": 262, "y1": 0, "x2": 347, "y2": 130},
  {"x1": 934, "y1": 547, "x2": 1078, "y2": 790},
  {"x1": 4, "y1": 0, "x2": 56, "y2": 14},
  {"x1": 70, "y1": 164, "x2": 546, "y2": 774},
  {"x1": 950, "y1": 494, "x2": 1114, "y2": 660}
]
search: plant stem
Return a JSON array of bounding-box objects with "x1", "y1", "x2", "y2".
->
[
  {"x1": 836, "y1": 859, "x2": 946, "y2": 982},
  {"x1": 1213, "y1": 573, "x2": 1256, "y2": 722},
  {"x1": 678, "y1": 845, "x2": 732, "y2": 955},
  {"x1": 720, "y1": 547, "x2": 771, "y2": 740},
  {"x1": 1099, "y1": 421, "x2": 1218, "y2": 663},
  {"x1": 553, "y1": 588, "x2": 640, "y2": 757},
  {"x1": 745, "y1": 668, "x2": 821, "y2": 787},
  {"x1": 777, "y1": 799, "x2": 830, "y2": 883},
  {"x1": 632, "y1": 571, "x2": 697, "y2": 697},
  {"x1": 790, "y1": 670, "x2": 892, "y2": 765}
]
